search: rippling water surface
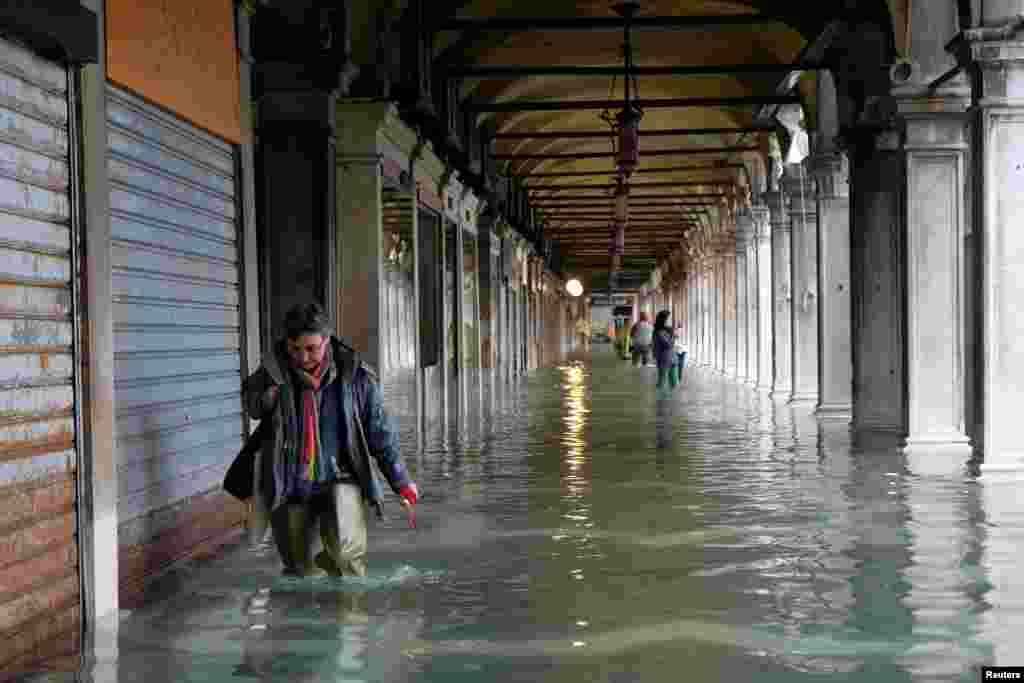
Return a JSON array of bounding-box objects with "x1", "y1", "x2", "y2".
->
[{"x1": 13, "y1": 346, "x2": 1024, "y2": 682}]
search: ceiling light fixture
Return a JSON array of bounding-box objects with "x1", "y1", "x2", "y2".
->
[{"x1": 600, "y1": 1, "x2": 643, "y2": 287}]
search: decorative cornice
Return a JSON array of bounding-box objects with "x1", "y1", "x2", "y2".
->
[
  {"x1": 810, "y1": 152, "x2": 849, "y2": 200},
  {"x1": 961, "y1": 15, "x2": 1024, "y2": 43}
]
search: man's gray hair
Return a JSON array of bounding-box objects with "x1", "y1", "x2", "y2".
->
[{"x1": 282, "y1": 302, "x2": 331, "y2": 340}]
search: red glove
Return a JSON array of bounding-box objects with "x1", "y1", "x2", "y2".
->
[{"x1": 399, "y1": 483, "x2": 418, "y2": 506}]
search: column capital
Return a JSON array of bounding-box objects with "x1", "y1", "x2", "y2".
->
[
  {"x1": 735, "y1": 210, "x2": 756, "y2": 244},
  {"x1": 763, "y1": 190, "x2": 789, "y2": 232},
  {"x1": 809, "y1": 152, "x2": 849, "y2": 200},
  {"x1": 749, "y1": 204, "x2": 771, "y2": 240},
  {"x1": 781, "y1": 165, "x2": 815, "y2": 197},
  {"x1": 950, "y1": 19, "x2": 1024, "y2": 107}
]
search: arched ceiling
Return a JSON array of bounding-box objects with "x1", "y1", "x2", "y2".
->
[{"x1": 432, "y1": 1, "x2": 894, "y2": 292}]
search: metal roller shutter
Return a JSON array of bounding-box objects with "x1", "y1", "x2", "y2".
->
[
  {"x1": 0, "y1": 38, "x2": 82, "y2": 668},
  {"x1": 106, "y1": 84, "x2": 244, "y2": 566}
]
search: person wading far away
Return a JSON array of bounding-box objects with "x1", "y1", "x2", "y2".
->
[{"x1": 630, "y1": 311, "x2": 654, "y2": 366}]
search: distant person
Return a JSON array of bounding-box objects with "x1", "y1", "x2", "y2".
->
[
  {"x1": 616, "y1": 318, "x2": 632, "y2": 359},
  {"x1": 575, "y1": 316, "x2": 591, "y2": 351},
  {"x1": 630, "y1": 312, "x2": 654, "y2": 366},
  {"x1": 243, "y1": 302, "x2": 419, "y2": 577},
  {"x1": 652, "y1": 309, "x2": 676, "y2": 391},
  {"x1": 671, "y1": 325, "x2": 688, "y2": 387}
]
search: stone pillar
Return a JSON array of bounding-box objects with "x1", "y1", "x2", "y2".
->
[
  {"x1": 812, "y1": 152, "x2": 853, "y2": 417},
  {"x1": 783, "y1": 165, "x2": 820, "y2": 405},
  {"x1": 450, "y1": 213, "x2": 467, "y2": 424},
  {"x1": 718, "y1": 253, "x2": 729, "y2": 373},
  {"x1": 766, "y1": 190, "x2": 793, "y2": 400},
  {"x1": 848, "y1": 129, "x2": 907, "y2": 437},
  {"x1": 478, "y1": 217, "x2": 498, "y2": 419},
  {"x1": 693, "y1": 270, "x2": 702, "y2": 362},
  {"x1": 752, "y1": 206, "x2": 774, "y2": 391},
  {"x1": 724, "y1": 247, "x2": 739, "y2": 377},
  {"x1": 258, "y1": 82, "x2": 337, "y2": 347},
  {"x1": 335, "y1": 102, "x2": 387, "y2": 370},
  {"x1": 711, "y1": 259, "x2": 718, "y2": 370},
  {"x1": 898, "y1": 102, "x2": 973, "y2": 462},
  {"x1": 734, "y1": 231, "x2": 750, "y2": 383},
  {"x1": 961, "y1": 15, "x2": 1024, "y2": 473},
  {"x1": 745, "y1": 229, "x2": 759, "y2": 386},
  {"x1": 707, "y1": 264, "x2": 717, "y2": 368}
]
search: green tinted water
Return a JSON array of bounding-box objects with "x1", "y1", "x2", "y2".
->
[{"x1": 13, "y1": 348, "x2": 1020, "y2": 682}]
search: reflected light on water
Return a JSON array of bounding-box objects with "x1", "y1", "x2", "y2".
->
[
  {"x1": 559, "y1": 364, "x2": 589, "y2": 476},
  {"x1": 558, "y1": 362, "x2": 591, "y2": 516}
]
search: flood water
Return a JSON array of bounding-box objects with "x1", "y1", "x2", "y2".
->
[{"x1": 12, "y1": 345, "x2": 1024, "y2": 682}]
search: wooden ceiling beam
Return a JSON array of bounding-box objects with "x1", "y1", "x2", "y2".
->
[
  {"x1": 493, "y1": 146, "x2": 758, "y2": 160},
  {"x1": 454, "y1": 64, "x2": 819, "y2": 78},
  {"x1": 471, "y1": 95, "x2": 798, "y2": 113},
  {"x1": 533, "y1": 192, "x2": 728, "y2": 199},
  {"x1": 520, "y1": 163, "x2": 744, "y2": 177},
  {"x1": 495, "y1": 127, "x2": 770, "y2": 140},
  {"x1": 439, "y1": 15, "x2": 784, "y2": 32}
]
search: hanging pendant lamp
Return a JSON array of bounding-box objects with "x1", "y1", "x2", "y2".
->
[{"x1": 601, "y1": 1, "x2": 643, "y2": 285}]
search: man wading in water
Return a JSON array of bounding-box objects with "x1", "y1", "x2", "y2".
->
[{"x1": 243, "y1": 303, "x2": 419, "y2": 577}]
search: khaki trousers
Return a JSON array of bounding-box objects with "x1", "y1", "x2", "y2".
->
[{"x1": 270, "y1": 482, "x2": 368, "y2": 577}]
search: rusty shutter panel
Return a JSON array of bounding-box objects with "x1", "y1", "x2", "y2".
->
[
  {"x1": 106, "y1": 84, "x2": 244, "y2": 576},
  {"x1": 0, "y1": 38, "x2": 81, "y2": 669}
]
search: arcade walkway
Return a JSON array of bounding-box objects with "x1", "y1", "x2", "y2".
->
[{"x1": 16, "y1": 347, "x2": 1022, "y2": 682}]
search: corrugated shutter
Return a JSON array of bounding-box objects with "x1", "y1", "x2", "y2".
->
[
  {"x1": 0, "y1": 38, "x2": 81, "y2": 669},
  {"x1": 106, "y1": 85, "x2": 244, "y2": 557}
]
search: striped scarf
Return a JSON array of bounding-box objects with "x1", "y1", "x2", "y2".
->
[{"x1": 285, "y1": 341, "x2": 330, "y2": 482}]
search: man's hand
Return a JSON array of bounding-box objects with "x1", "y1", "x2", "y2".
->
[
  {"x1": 399, "y1": 482, "x2": 418, "y2": 508},
  {"x1": 399, "y1": 483, "x2": 418, "y2": 529}
]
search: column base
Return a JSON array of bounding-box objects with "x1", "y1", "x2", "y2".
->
[
  {"x1": 815, "y1": 402, "x2": 852, "y2": 420},
  {"x1": 851, "y1": 427, "x2": 906, "y2": 452},
  {"x1": 770, "y1": 389, "x2": 791, "y2": 401},
  {"x1": 979, "y1": 450, "x2": 1024, "y2": 482},
  {"x1": 788, "y1": 392, "x2": 818, "y2": 407},
  {"x1": 756, "y1": 382, "x2": 773, "y2": 393},
  {"x1": 902, "y1": 437, "x2": 975, "y2": 477}
]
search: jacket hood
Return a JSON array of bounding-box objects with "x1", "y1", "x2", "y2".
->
[{"x1": 262, "y1": 336, "x2": 360, "y2": 386}]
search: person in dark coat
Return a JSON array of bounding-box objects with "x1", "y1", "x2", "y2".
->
[
  {"x1": 652, "y1": 309, "x2": 676, "y2": 392},
  {"x1": 243, "y1": 303, "x2": 418, "y2": 577}
]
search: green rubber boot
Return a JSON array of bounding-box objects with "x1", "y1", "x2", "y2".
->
[{"x1": 272, "y1": 504, "x2": 327, "y2": 578}]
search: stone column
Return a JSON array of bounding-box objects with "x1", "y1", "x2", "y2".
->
[
  {"x1": 694, "y1": 269, "x2": 703, "y2": 363},
  {"x1": 694, "y1": 270, "x2": 703, "y2": 362},
  {"x1": 812, "y1": 152, "x2": 853, "y2": 417},
  {"x1": 724, "y1": 246, "x2": 738, "y2": 377},
  {"x1": 708, "y1": 263, "x2": 717, "y2": 368},
  {"x1": 258, "y1": 87, "x2": 337, "y2": 347},
  {"x1": 848, "y1": 129, "x2": 907, "y2": 438},
  {"x1": 752, "y1": 206, "x2": 774, "y2": 391},
  {"x1": 961, "y1": 15, "x2": 1024, "y2": 473},
  {"x1": 451, "y1": 213, "x2": 467, "y2": 424},
  {"x1": 734, "y1": 230, "x2": 750, "y2": 383},
  {"x1": 783, "y1": 165, "x2": 820, "y2": 405},
  {"x1": 720, "y1": 252, "x2": 729, "y2": 374},
  {"x1": 898, "y1": 102, "x2": 973, "y2": 463},
  {"x1": 336, "y1": 102, "x2": 387, "y2": 370},
  {"x1": 766, "y1": 190, "x2": 793, "y2": 400},
  {"x1": 478, "y1": 216, "x2": 498, "y2": 419},
  {"x1": 745, "y1": 229, "x2": 759, "y2": 386}
]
